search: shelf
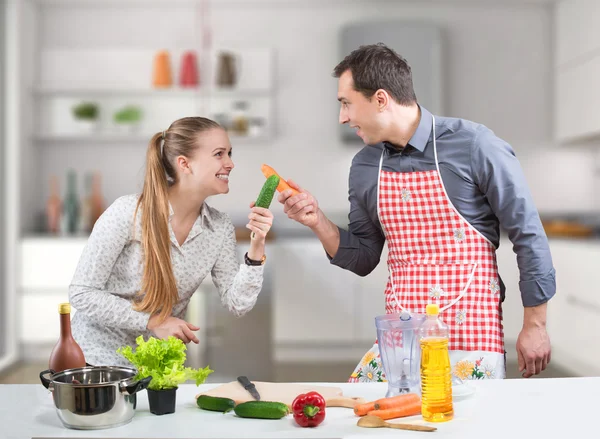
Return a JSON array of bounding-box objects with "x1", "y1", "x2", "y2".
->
[
  {"x1": 33, "y1": 133, "x2": 271, "y2": 144},
  {"x1": 31, "y1": 0, "x2": 210, "y2": 5},
  {"x1": 33, "y1": 86, "x2": 273, "y2": 99}
]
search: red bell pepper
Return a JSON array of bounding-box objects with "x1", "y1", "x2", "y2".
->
[{"x1": 291, "y1": 391, "x2": 326, "y2": 427}]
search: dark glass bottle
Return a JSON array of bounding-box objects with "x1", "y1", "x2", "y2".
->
[{"x1": 48, "y1": 303, "x2": 86, "y2": 372}]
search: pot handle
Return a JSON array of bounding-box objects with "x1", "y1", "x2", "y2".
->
[
  {"x1": 39, "y1": 369, "x2": 56, "y2": 390},
  {"x1": 122, "y1": 376, "x2": 152, "y2": 395}
]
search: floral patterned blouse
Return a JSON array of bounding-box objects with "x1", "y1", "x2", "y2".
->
[{"x1": 69, "y1": 194, "x2": 264, "y2": 367}]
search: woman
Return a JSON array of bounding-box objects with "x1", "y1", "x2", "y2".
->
[{"x1": 69, "y1": 117, "x2": 273, "y2": 367}]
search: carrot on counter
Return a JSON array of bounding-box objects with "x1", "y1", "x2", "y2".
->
[
  {"x1": 367, "y1": 399, "x2": 422, "y2": 420},
  {"x1": 261, "y1": 164, "x2": 300, "y2": 196},
  {"x1": 353, "y1": 401, "x2": 377, "y2": 417},
  {"x1": 373, "y1": 393, "x2": 420, "y2": 411}
]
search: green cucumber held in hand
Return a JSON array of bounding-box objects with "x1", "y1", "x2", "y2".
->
[
  {"x1": 251, "y1": 174, "x2": 279, "y2": 239},
  {"x1": 255, "y1": 175, "x2": 280, "y2": 208}
]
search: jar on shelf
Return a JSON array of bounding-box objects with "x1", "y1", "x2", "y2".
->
[
  {"x1": 249, "y1": 117, "x2": 266, "y2": 138},
  {"x1": 231, "y1": 101, "x2": 249, "y2": 136},
  {"x1": 216, "y1": 52, "x2": 237, "y2": 88}
]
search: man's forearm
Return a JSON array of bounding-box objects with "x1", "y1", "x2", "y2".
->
[
  {"x1": 523, "y1": 302, "x2": 547, "y2": 328},
  {"x1": 310, "y1": 209, "x2": 341, "y2": 258}
]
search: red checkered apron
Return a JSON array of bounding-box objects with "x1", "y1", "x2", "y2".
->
[{"x1": 349, "y1": 116, "x2": 505, "y2": 383}]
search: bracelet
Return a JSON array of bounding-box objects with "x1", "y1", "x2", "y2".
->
[{"x1": 244, "y1": 252, "x2": 266, "y2": 266}]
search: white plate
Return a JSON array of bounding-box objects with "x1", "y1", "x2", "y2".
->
[{"x1": 452, "y1": 382, "x2": 476, "y2": 400}]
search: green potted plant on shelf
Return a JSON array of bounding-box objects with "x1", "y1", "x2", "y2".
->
[
  {"x1": 113, "y1": 105, "x2": 143, "y2": 133},
  {"x1": 71, "y1": 101, "x2": 99, "y2": 133},
  {"x1": 117, "y1": 335, "x2": 213, "y2": 416}
]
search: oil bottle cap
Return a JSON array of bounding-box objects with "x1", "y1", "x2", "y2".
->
[
  {"x1": 425, "y1": 304, "x2": 439, "y2": 316},
  {"x1": 58, "y1": 303, "x2": 71, "y2": 314}
]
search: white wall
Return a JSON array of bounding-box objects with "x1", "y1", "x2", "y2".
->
[{"x1": 29, "y1": 0, "x2": 593, "y2": 228}]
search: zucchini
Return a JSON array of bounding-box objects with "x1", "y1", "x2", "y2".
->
[
  {"x1": 231, "y1": 401, "x2": 289, "y2": 419},
  {"x1": 255, "y1": 175, "x2": 280, "y2": 209},
  {"x1": 196, "y1": 395, "x2": 236, "y2": 412}
]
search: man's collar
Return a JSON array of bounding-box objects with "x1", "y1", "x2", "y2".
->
[
  {"x1": 406, "y1": 105, "x2": 433, "y2": 152},
  {"x1": 383, "y1": 105, "x2": 433, "y2": 152}
]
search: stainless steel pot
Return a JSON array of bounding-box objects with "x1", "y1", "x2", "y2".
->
[{"x1": 40, "y1": 366, "x2": 152, "y2": 430}]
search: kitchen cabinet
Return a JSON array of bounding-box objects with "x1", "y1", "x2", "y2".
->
[
  {"x1": 545, "y1": 239, "x2": 600, "y2": 376},
  {"x1": 497, "y1": 236, "x2": 600, "y2": 376},
  {"x1": 18, "y1": 237, "x2": 87, "y2": 350},
  {"x1": 272, "y1": 239, "x2": 357, "y2": 345},
  {"x1": 555, "y1": 0, "x2": 600, "y2": 142},
  {"x1": 20, "y1": 237, "x2": 88, "y2": 289},
  {"x1": 272, "y1": 237, "x2": 389, "y2": 362}
]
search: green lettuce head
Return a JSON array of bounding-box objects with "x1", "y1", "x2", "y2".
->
[{"x1": 117, "y1": 335, "x2": 213, "y2": 391}]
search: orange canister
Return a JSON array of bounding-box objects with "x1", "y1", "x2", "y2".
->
[{"x1": 152, "y1": 50, "x2": 173, "y2": 88}]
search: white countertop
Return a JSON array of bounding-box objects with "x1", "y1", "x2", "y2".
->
[{"x1": 2, "y1": 378, "x2": 597, "y2": 439}]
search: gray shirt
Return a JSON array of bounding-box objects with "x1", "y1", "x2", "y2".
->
[
  {"x1": 330, "y1": 105, "x2": 555, "y2": 307},
  {"x1": 69, "y1": 194, "x2": 264, "y2": 367}
]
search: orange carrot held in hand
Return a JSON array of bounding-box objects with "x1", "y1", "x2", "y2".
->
[
  {"x1": 373, "y1": 393, "x2": 420, "y2": 411},
  {"x1": 354, "y1": 400, "x2": 377, "y2": 417},
  {"x1": 261, "y1": 164, "x2": 300, "y2": 196},
  {"x1": 367, "y1": 398, "x2": 422, "y2": 420}
]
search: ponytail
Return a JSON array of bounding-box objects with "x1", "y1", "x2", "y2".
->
[{"x1": 133, "y1": 132, "x2": 178, "y2": 322}]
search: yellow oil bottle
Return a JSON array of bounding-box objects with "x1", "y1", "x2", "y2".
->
[{"x1": 419, "y1": 304, "x2": 454, "y2": 422}]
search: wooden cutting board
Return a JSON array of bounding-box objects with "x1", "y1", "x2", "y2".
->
[{"x1": 196, "y1": 381, "x2": 366, "y2": 409}]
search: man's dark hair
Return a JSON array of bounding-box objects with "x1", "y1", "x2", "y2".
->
[{"x1": 333, "y1": 43, "x2": 417, "y2": 105}]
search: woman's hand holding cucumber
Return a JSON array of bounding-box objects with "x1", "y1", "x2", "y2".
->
[{"x1": 247, "y1": 203, "x2": 274, "y2": 243}]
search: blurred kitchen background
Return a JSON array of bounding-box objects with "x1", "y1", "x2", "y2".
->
[{"x1": 1, "y1": 0, "x2": 599, "y2": 384}]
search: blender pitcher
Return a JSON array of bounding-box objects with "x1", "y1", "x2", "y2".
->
[{"x1": 376, "y1": 311, "x2": 426, "y2": 397}]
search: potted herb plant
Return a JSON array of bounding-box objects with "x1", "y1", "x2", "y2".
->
[
  {"x1": 117, "y1": 335, "x2": 213, "y2": 416},
  {"x1": 113, "y1": 105, "x2": 143, "y2": 133},
  {"x1": 72, "y1": 101, "x2": 99, "y2": 133}
]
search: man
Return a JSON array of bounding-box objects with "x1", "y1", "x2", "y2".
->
[{"x1": 278, "y1": 43, "x2": 554, "y2": 381}]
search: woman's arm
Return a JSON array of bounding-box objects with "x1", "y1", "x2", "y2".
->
[{"x1": 69, "y1": 196, "x2": 151, "y2": 332}]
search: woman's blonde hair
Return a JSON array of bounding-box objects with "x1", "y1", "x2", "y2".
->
[{"x1": 134, "y1": 117, "x2": 221, "y2": 322}]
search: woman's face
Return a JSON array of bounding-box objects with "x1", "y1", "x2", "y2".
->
[{"x1": 178, "y1": 128, "x2": 235, "y2": 197}]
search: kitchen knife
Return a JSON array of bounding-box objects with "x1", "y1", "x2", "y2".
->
[{"x1": 237, "y1": 376, "x2": 261, "y2": 400}]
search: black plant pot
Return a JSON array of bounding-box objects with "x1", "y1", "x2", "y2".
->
[{"x1": 147, "y1": 387, "x2": 177, "y2": 415}]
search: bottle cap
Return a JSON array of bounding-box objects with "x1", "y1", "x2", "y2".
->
[
  {"x1": 425, "y1": 303, "x2": 439, "y2": 316},
  {"x1": 58, "y1": 303, "x2": 71, "y2": 314}
]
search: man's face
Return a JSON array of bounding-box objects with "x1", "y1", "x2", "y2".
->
[{"x1": 337, "y1": 70, "x2": 383, "y2": 145}]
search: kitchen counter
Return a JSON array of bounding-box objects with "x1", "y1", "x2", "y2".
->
[{"x1": 2, "y1": 378, "x2": 597, "y2": 438}]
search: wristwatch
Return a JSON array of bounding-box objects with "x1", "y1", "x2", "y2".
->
[{"x1": 244, "y1": 252, "x2": 266, "y2": 266}]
